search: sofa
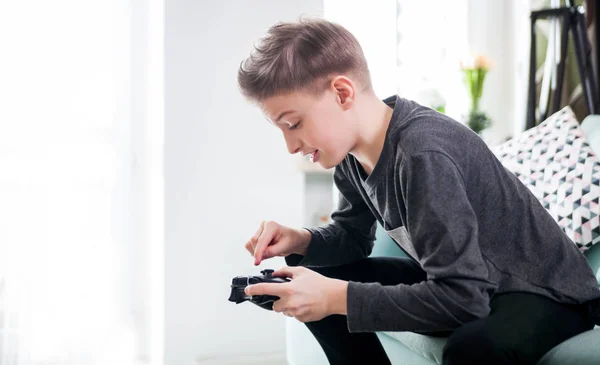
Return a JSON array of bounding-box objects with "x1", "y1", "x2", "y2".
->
[{"x1": 285, "y1": 113, "x2": 600, "y2": 365}]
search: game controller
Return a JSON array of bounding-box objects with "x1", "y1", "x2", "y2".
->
[{"x1": 228, "y1": 269, "x2": 291, "y2": 310}]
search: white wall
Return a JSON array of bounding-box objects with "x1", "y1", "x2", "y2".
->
[
  {"x1": 165, "y1": 1, "x2": 323, "y2": 364},
  {"x1": 511, "y1": 0, "x2": 533, "y2": 137},
  {"x1": 467, "y1": 0, "x2": 532, "y2": 143},
  {"x1": 324, "y1": 0, "x2": 398, "y2": 99},
  {"x1": 466, "y1": 0, "x2": 514, "y2": 144}
]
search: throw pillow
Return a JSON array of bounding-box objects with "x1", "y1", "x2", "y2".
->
[{"x1": 492, "y1": 106, "x2": 600, "y2": 252}]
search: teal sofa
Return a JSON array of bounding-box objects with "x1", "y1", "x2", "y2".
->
[
  {"x1": 285, "y1": 115, "x2": 600, "y2": 365},
  {"x1": 369, "y1": 225, "x2": 600, "y2": 365}
]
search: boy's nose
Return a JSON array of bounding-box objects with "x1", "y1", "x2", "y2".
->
[{"x1": 285, "y1": 138, "x2": 302, "y2": 155}]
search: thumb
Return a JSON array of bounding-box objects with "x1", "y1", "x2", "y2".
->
[
  {"x1": 272, "y1": 266, "x2": 304, "y2": 279},
  {"x1": 262, "y1": 245, "x2": 285, "y2": 261},
  {"x1": 262, "y1": 229, "x2": 296, "y2": 260},
  {"x1": 245, "y1": 282, "x2": 287, "y2": 297}
]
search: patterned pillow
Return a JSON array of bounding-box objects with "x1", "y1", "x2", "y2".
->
[{"x1": 492, "y1": 106, "x2": 600, "y2": 252}]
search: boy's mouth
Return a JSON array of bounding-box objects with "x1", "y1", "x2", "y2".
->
[{"x1": 309, "y1": 150, "x2": 319, "y2": 163}]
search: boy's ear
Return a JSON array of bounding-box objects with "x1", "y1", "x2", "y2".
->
[{"x1": 330, "y1": 76, "x2": 354, "y2": 111}]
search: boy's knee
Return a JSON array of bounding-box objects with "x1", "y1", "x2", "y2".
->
[{"x1": 442, "y1": 323, "x2": 513, "y2": 365}]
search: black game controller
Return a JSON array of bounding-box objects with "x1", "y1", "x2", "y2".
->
[{"x1": 228, "y1": 269, "x2": 291, "y2": 310}]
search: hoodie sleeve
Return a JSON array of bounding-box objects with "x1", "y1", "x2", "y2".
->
[
  {"x1": 346, "y1": 150, "x2": 497, "y2": 333},
  {"x1": 285, "y1": 165, "x2": 377, "y2": 268}
]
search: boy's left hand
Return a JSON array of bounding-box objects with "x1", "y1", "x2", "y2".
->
[{"x1": 244, "y1": 266, "x2": 347, "y2": 322}]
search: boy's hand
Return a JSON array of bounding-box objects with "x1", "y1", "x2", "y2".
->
[
  {"x1": 244, "y1": 266, "x2": 348, "y2": 322},
  {"x1": 245, "y1": 221, "x2": 311, "y2": 265}
]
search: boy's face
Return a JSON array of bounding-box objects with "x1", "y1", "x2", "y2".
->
[{"x1": 261, "y1": 84, "x2": 356, "y2": 169}]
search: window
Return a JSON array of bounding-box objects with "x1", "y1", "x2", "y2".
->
[
  {"x1": 396, "y1": 0, "x2": 470, "y2": 121},
  {"x1": 0, "y1": 1, "x2": 163, "y2": 363}
]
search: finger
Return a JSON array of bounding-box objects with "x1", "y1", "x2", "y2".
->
[
  {"x1": 272, "y1": 300, "x2": 283, "y2": 313},
  {"x1": 296, "y1": 314, "x2": 309, "y2": 323},
  {"x1": 245, "y1": 282, "x2": 289, "y2": 297},
  {"x1": 245, "y1": 222, "x2": 265, "y2": 258},
  {"x1": 245, "y1": 240, "x2": 255, "y2": 256},
  {"x1": 251, "y1": 222, "x2": 265, "y2": 250},
  {"x1": 254, "y1": 223, "x2": 275, "y2": 265},
  {"x1": 273, "y1": 301, "x2": 295, "y2": 317},
  {"x1": 273, "y1": 266, "x2": 304, "y2": 279}
]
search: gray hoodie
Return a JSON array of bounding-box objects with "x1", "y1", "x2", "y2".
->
[{"x1": 285, "y1": 95, "x2": 600, "y2": 333}]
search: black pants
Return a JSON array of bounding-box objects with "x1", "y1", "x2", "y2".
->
[{"x1": 300, "y1": 257, "x2": 595, "y2": 365}]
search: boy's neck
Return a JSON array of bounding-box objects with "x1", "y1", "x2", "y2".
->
[{"x1": 350, "y1": 93, "x2": 394, "y2": 176}]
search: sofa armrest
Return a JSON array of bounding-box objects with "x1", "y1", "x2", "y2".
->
[{"x1": 584, "y1": 243, "x2": 600, "y2": 284}]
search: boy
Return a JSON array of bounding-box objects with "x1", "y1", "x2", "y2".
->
[{"x1": 237, "y1": 18, "x2": 600, "y2": 365}]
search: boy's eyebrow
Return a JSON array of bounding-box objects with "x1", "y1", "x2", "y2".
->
[{"x1": 274, "y1": 110, "x2": 295, "y2": 123}]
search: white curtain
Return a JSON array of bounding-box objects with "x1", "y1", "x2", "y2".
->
[{"x1": 0, "y1": 1, "x2": 139, "y2": 364}]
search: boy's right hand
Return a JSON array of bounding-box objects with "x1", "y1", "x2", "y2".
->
[{"x1": 245, "y1": 221, "x2": 312, "y2": 266}]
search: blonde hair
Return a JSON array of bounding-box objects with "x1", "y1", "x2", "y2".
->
[{"x1": 237, "y1": 17, "x2": 372, "y2": 103}]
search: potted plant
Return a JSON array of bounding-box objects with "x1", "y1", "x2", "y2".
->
[{"x1": 460, "y1": 54, "x2": 493, "y2": 135}]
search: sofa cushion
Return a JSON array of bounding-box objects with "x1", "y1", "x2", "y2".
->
[
  {"x1": 580, "y1": 115, "x2": 600, "y2": 153},
  {"x1": 370, "y1": 223, "x2": 408, "y2": 258},
  {"x1": 380, "y1": 331, "x2": 446, "y2": 364},
  {"x1": 376, "y1": 332, "x2": 438, "y2": 365},
  {"x1": 585, "y1": 242, "x2": 600, "y2": 282},
  {"x1": 381, "y1": 327, "x2": 599, "y2": 365},
  {"x1": 534, "y1": 327, "x2": 600, "y2": 365},
  {"x1": 492, "y1": 106, "x2": 600, "y2": 253}
]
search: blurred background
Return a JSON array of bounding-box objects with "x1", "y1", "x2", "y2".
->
[{"x1": 0, "y1": 0, "x2": 594, "y2": 364}]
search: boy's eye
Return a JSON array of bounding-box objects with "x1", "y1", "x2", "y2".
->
[{"x1": 289, "y1": 121, "x2": 301, "y2": 130}]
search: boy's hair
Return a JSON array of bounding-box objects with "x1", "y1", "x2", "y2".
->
[{"x1": 237, "y1": 17, "x2": 372, "y2": 103}]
